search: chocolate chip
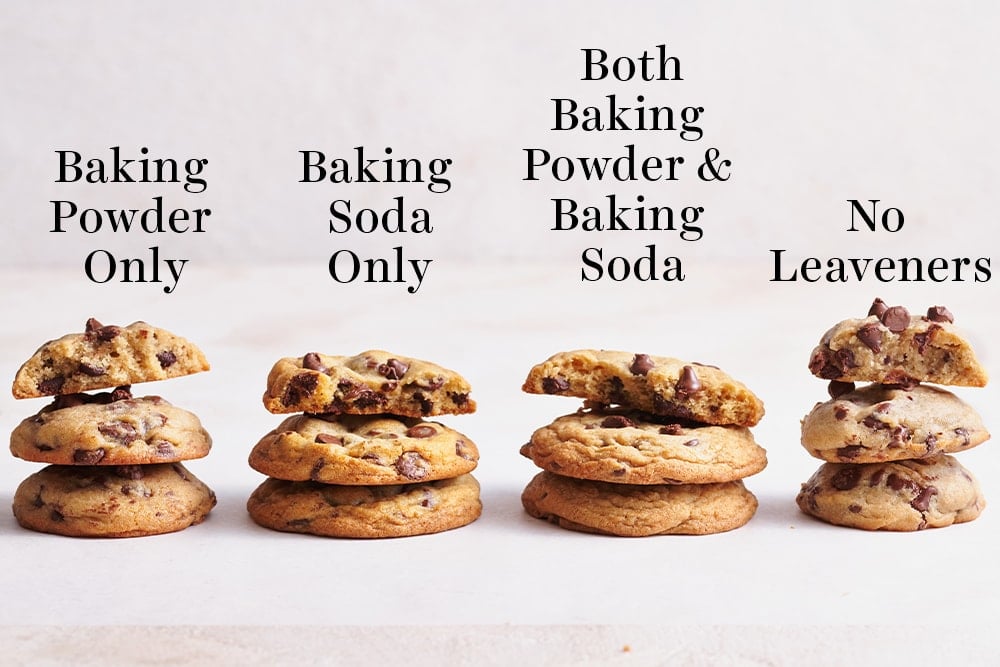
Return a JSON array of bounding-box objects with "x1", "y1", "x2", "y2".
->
[
  {"x1": 913, "y1": 331, "x2": 931, "y2": 355},
  {"x1": 810, "y1": 351, "x2": 842, "y2": 379},
  {"x1": 607, "y1": 376, "x2": 626, "y2": 404},
  {"x1": 848, "y1": 504, "x2": 862, "y2": 513},
  {"x1": 115, "y1": 465, "x2": 144, "y2": 480},
  {"x1": 50, "y1": 509, "x2": 65, "y2": 522},
  {"x1": 420, "y1": 489, "x2": 436, "y2": 508},
  {"x1": 85, "y1": 318, "x2": 103, "y2": 333},
  {"x1": 885, "y1": 473, "x2": 913, "y2": 492},
  {"x1": 629, "y1": 354, "x2": 655, "y2": 376},
  {"x1": 412, "y1": 392, "x2": 433, "y2": 414},
  {"x1": 84, "y1": 319, "x2": 120, "y2": 342},
  {"x1": 870, "y1": 469, "x2": 884, "y2": 486},
  {"x1": 110, "y1": 386, "x2": 133, "y2": 402},
  {"x1": 37, "y1": 376, "x2": 66, "y2": 395},
  {"x1": 828, "y1": 381, "x2": 855, "y2": 399},
  {"x1": 78, "y1": 362, "x2": 106, "y2": 377},
  {"x1": 52, "y1": 394, "x2": 86, "y2": 410},
  {"x1": 836, "y1": 348, "x2": 857, "y2": 369},
  {"x1": 868, "y1": 298, "x2": 888, "y2": 318},
  {"x1": 683, "y1": 439, "x2": 699, "y2": 447},
  {"x1": 315, "y1": 433, "x2": 344, "y2": 445},
  {"x1": 73, "y1": 448, "x2": 106, "y2": 464},
  {"x1": 418, "y1": 377, "x2": 445, "y2": 390},
  {"x1": 834, "y1": 406, "x2": 849, "y2": 421},
  {"x1": 302, "y1": 352, "x2": 326, "y2": 372},
  {"x1": 309, "y1": 459, "x2": 326, "y2": 480},
  {"x1": 405, "y1": 425, "x2": 437, "y2": 438},
  {"x1": 889, "y1": 426, "x2": 910, "y2": 447},
  {"x1": 353, "y1": 390, "x2": 387, "y2": 410},
  {"x1": 287, "y1": 518, "x2": 312, "y2": 528},
  {"x1": 954, "y1": 428, "x2": 971, "y2": 447},
  {"x1": 377, "y1": 358, "x2": 409, "y2": 380},
  {"x1": 651, "y1": 394, "x2": 697, "y2": 420},
  {"x1": 612, "y1": 468, "x2": 627, "y2": 477},
  {"x1": 924, "y1": 433, "x2": 938, "y2": 454},
  {"x1": 156, "y1": 350, "x2": 177, "y2": 369},
  {"x1": 883, "y1": 370, "x2": 918, "y2": 389},
  {"x1": 455, "y1": 440, "x2": 475, "y2": 460},
  {"x1": 856, "y1": 324, "x2": 883, "y2": 353},
  {"x1": 155, "y1": 441, "x2": 175, "y2": 457},
  {"x1": 674, "y1": 366, "x2": 702, "y2": 398},
  {"x1": 600, "y1": 415, "x2": 635, "y2": 429},
  {"x1": 911, "y1": 486, "x2": 938, "y2": 512},
  {"x1": 836, "y1": 445, "x2": 864, "y2": 460},
  {"x1": 450, "y1": 392, "x2": 469, "y2": 406},
  {"x1": 34, "y1": 444, "x2": 54, "y2": 451},
  {"x1": 541, "y1": 377, "x2": 569, "y2": 394},
  {"x1": 283, "y1": 373, "x2": 318, "y2": 406},
  {"x1": 875, "y1": 402, "x2": 891, "y2": 414},
  {"x1": 395, "y1": 452, "x2": 429, "y2": 480},
  {"x1": 659, "y1": 424, "x2": 684, "y2": 435},
  {"x1": 337, "y1": 379, "x2": 361, "y2": 398},
  {"x1": 32, "y1": 492, "x2": 44, "y2": 508},
  {"x1": 926, "y1": 306, "x2": 954, "y2": 323},
  {"x1": 171, "y1": 464, "x2": 189, "y2": 481},
  {"x1": 380, "y1": 381, "x2": 398, "y2": 392},
  {"x1": 98, "y1": 421, "x2": 138, "y2": 444},
  {"x1": 861, "y1": 415, "x2": 889, "y2": 430},
  {"x1": 831, "y1": 466, "x2": 862, "y2": 490},
  {"x1": 880, "y1": 306, "x2": 910, "y2": 333}
]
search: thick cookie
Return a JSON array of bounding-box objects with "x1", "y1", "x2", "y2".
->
[
  {"x1": 808, "y1": 300, "x2": 987, "y2": 387},
  {"x1": 13, "y1": 463, "x2": 216, "y2": 538},
  {"x1": 263, "y1": 351, "x2": 475, "y2": 417},
  {"x1": 522, "y1": 350, "x2": 764, "y2": 427},
  {"x1": 521, "y1": 471, "x2": 758, "y2": 536},
  {"x1": 12, "y1": 319, "x2": 210, "y2": 398},
  {"x1": 520, "y1": 409, "x2": 766, "y2": 484},
  {"x1": 796, "y1": 455, "x2": 985, "y2": 531},
  {"x1": 249, "y1": 413, "x2": 478, "y2": 485},
  {"x1": 10, "y1": 390, "x2": 212, "y2": 465},
  {"x1": 801, "y1": 384, "x2": 989, "y2": 463},
  {"x1": 246, "y1": 474, "x2": 482, "y2": 538}
]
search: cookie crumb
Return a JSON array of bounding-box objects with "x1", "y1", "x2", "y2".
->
[{"x1": 622, "y1": 644, "x2": 631, "y2": 653}]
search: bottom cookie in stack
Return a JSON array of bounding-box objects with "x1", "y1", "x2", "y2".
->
[
  {"x1": 519, "y1": 408, "x2": 766, "y2": 536},
  {"x1": 796, "y1": 455, "x2": 985, "y2": 531},
  {"x1": 247, "y1": 413, "x2": 482, "y2": 538}
]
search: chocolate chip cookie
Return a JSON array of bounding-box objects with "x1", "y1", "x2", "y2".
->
[
  {"x1": 249, "y1": 413, "x2": 478, "y2": 485},
  {"x1": 263, "y1": 351, "x2": 475, "y2": 417},
  {"x1": 10, "y1": 389, "x2": 212, "y2": 465},
  {"x1": 801, "y1": 383, "x2": 989, "y2": 463},
  {"x1": 521, "y1": 471, "x2": 758, "y2": 536},
  {"x1": 12, "y1": 318, "x2": 210, "y2": 398},
  {"x1": 13, "y1": 463, "x2": 216, "y2": 538},
  {"x1": 796, "y1": 455, "x2": 984, "y2": 531},
  {"x1": 808, "y1": 300, "x2": 988, "y2": 387},
  {"x1": 520, "y1": 408, "x2": 766, "y2": 484},
  {"x1": 246, "y1": 473, "x2": 482, "y2": 538},
  {"x1": 522, "y1": 350, "x2": 764, "y2": 427}
]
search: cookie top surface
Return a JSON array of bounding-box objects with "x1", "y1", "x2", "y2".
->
[
  {"x1": 522, "y1": 350, "x2": 764, "y2": 427},
  {"x1": 521, "y1": 408, "x2": 766, "y2": 484},
  {"x1": 807, "y1": 301, "x2": 987, "y2": 387},
  {"x1": 801, "y1": 383, "x2": 989, "y2": 463},
  {"x1": 12, "y1": 319, "x2": 210, "y2": 398},
  {"x1": 246, "y1": 473, "x2": 482, "y2": 538},
  {"x1": 521, "y1": 471, "x2": 758, "y2": 537},
  {"x1": 10, "y1": 389, "x2": 212, "y2": 465},
  {"x1": 796, "y1": 455, "x2": 984, "y2": 531},
  {"x1": 249, "y1": 413, "x2": 478, "y2": 485},
  {"x1": 263, "y1": 350, "x2": 475, "y2": 417},
  {"x1": 13, "y1": 463, "x2": 216, "y2": 538}
]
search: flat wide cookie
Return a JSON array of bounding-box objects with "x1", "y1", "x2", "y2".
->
[
  {"x1": 249, "y1": 413, "x2": 478, "y2": 485},
  {"x1": 246, "y1": 474, "x2": 482, "y2": 538},
  {"x1": 522, "y1": 350, "x2": 764, "y2": 427},
  {"x1": 13, "y1": 463, "x2": 216, "y2": 538},
  {"x1": 801, "y1": 384, "x2": 989, "y2": 463},
  {"x1": 521, "y1": 471, "x2": 758, "y2": 536},
  {"x1": 10, "y1": 390, "x2": 212, "y2": 465},
  {"x1": 263, "y1": 351, "x2": 475, "y2": 417},
  {"x1": 796, "y1": 455, "x2": 985, "y2": 531},
  {"x1": 521, "y1": 409, "x2": 766, "y2": 484},
  {"x1": 808, "y1": 301, "x2": 987, "y2": 387},
  {"x1": 12, "y1": 319, "x2": 210, "y2": 398}
]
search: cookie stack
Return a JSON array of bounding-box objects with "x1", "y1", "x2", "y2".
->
[
  {"x1": 518, "y1": 350, "x2": 767, "y2": 536},
  {"x1": 247, "y1": 350, "x2": 482, "y2": 538},
  {"x1": 9, "y1": 319, "x2": 216, "y2": 538},
  {"x1": 797, "y1": 299, "x2": 989, "y2": 530}
]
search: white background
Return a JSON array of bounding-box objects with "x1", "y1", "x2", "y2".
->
[{"x1": 1, "y1": 1, "x2": 998, "y2": 663}]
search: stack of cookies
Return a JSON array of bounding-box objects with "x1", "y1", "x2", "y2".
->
[
  {"x1": 9, "y1": 319, "x2": 216, "y2": 538},
  {"x1": 797, "y1": 299, "x2": 989, "y2": 530},
  {"x1": 247, "y1": 350, "x2": 482, "y2": 538},
  {"x1": 518, "y1": 350, "x2": 767, "y2": 536}
]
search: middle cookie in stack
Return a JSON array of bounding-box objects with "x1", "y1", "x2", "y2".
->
[
  {"x1": 248, "y1": 350, "x2": 482, "y2": 538},
  {"x1": 519, "y1": 350, "x2": 767, "y2": 536}
]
